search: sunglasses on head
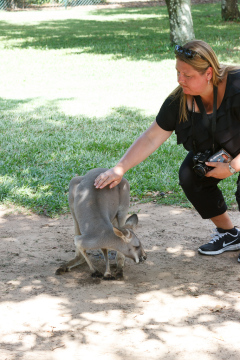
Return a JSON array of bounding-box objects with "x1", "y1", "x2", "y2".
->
[{"x1": 175, "y1": 45, "x2": 208, "y2": 62}]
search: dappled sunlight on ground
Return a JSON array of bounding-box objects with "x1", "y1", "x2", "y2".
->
[{"x1": 1, "y1": 203, "x2": 240, "y2": 359}]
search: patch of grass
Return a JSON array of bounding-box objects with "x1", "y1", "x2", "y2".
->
[
  {"x1": 0, "y1": 101, "x2": 188, "y2": 215},
  {"x1": 0, "y1": 3, "x2": 239, "y2": 216}
]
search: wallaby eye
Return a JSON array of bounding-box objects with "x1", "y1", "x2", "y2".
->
[{"x1": 135, "y1": 246, "x2": 140, "y2": 250}]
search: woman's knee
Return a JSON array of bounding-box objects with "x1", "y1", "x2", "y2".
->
[{"x1": 179, "y1": 156, "x2": 196, "y2": 191}]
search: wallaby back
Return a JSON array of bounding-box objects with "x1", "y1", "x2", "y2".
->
[{"x1": 69, "y1": 168, "x2": 130, "y2": 235}]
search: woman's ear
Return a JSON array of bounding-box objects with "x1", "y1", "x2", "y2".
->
[{"x1": 206, "y1": 66, "x2": 213, "y2": 82}]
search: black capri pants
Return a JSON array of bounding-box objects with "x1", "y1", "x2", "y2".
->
[{"x1": 179, "y1": 151, "x2": 227, "y2": 219}]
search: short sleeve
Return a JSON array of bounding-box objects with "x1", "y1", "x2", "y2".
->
[{"x1": 155, "y1": 95, "x2": 180, "y2": 131}]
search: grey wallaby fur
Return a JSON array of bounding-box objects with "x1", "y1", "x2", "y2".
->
[{"x1": 56, "y1": 168, "x2": 147, "y2": 280}]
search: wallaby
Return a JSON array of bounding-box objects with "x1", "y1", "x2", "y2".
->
[{"x1": 56, "y1": 168, "x2": 147, "y2": 280}]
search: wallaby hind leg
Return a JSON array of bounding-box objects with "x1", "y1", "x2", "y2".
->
[
  {"x1": 69, "y1": 179, "x2": 82, "y2": 236},
  {"x1": 69, "y1": 176, "x2": 84, "y2": 237},
  {"x1": 74, "y1": 236, "x2": 103, "y2": 278},
  {"x1": 55, "y1": 175, "x2": 86, "y2": 274},
  {"x1": 55, "y1": 247, "x2": 86, "y2": 275},
  {"x1": 101, "y1": 249, "x2": 115, "y2": 281}
]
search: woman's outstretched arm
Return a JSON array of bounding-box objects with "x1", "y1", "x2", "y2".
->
[{"x1": 94, "y1": 121, "x2": 173, "y2": 189}]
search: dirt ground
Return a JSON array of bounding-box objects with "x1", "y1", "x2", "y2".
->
[{"x1": 1, "y1": 201, "x2": 240, "y2": 360}]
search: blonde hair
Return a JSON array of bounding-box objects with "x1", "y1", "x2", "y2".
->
[{"x1": 172, "y1": 40, "x2": 240, "y2": 122}]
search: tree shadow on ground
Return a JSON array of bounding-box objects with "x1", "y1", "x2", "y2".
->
[
  {"x1": 0, "y1": 16, "x2": 171, "y2": 61},
  {"x1": 0, "y1": 4, "x2": 239, "y2": 62}
]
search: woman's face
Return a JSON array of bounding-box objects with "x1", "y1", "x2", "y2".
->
[{"x1": 176, "y1": 58, "x2": 211, "y2": 96}]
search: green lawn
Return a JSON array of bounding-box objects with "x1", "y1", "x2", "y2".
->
[{"x1": 0, "y1": 3, "x2": 239, "y2": 216}]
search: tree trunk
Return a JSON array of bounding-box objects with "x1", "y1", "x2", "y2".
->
[
  {"x1": 165, "y1": 0, "x2": 195, "y2": 45},
  {"x1": 221, "y1": 0, "x2": 240, "y2": 20}
]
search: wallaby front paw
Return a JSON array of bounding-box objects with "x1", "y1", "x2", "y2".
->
[
  {"x1": 91, "y1": 270, "x2": 103, "y2": 278},
  {"x1": 103, "y1": 274, "x2": 116, "y2": 281},
  {"x1": 139, "y1": 254, "x2": 147, "y2": 262},
  {"x1": 115, "y1": 270, "x2": 123, "y2": 279},
  {"x1": 55, "y1": 266, "x2": 69, "y2": 275}
]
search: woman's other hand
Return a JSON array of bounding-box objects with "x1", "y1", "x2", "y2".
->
[
  {"x1": 205, "y1": 161, "x2": 232, "y2": 179},
  {"x1": 94, "y1": 166, "x2": 124, "y2": 189}
]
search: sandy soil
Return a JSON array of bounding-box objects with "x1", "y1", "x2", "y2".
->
[{"x1": 1, "y1": 201, "x2": 240, "y2": 360}]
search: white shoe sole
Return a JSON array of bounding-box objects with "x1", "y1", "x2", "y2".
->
[{"x1": 198, "y1": 243, "x2": 240, "y2": 255}]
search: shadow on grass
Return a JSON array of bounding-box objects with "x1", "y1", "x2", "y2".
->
[
  {"x1": 0, "y1": 17, "x2": 171, "y2": 61},
  {"x1": 0, "y1": 4, "x2": 239, "y2": 62}
]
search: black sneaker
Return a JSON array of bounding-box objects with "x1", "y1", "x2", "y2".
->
[{"x1": 198, "y1": 227, "x2": 240, "y2": 255}]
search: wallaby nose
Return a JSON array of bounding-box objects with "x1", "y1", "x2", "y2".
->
[{"x1": 139, "y1": 254, "x2": 147, "y2": 262}]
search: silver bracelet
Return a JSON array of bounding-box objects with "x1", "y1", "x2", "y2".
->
[{"x1": 229, "y1": 163, "x2": 237, "y2": 174}]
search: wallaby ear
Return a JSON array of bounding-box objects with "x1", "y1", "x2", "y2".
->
[
  {"x1": 113, "y1": 227, "x2": 123, "y2": 238},
  {"x1": 125, "y1": 214, "x2": 138, "y2": 229},
  {"x1": 113, "y1": 227, "x2": 132, "y2": 243}
]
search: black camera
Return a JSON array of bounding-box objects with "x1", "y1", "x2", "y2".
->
[{"x1": 193, "y1": 149, "x2": 233, "y2": 178}]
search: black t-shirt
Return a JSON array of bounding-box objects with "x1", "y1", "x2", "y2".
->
[{"x1": 156, "y1": 70, "x2": 240, "y2": 158}]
